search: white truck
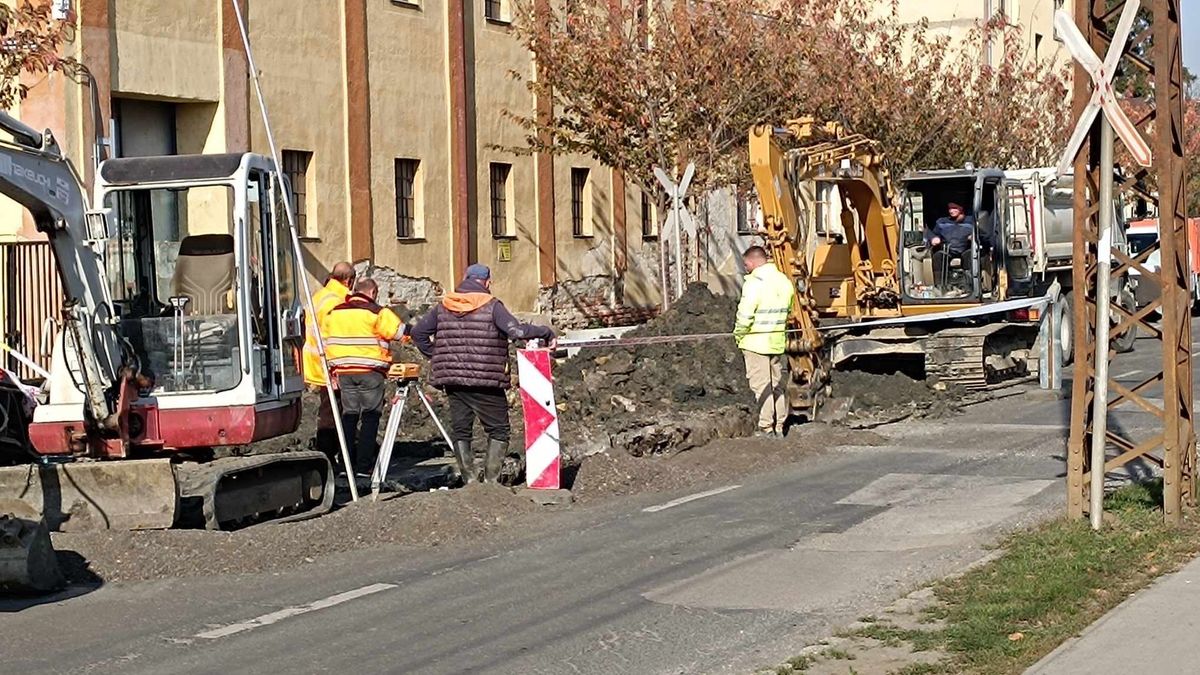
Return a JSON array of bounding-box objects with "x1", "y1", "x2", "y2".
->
[{"x1": 1001, "y1": 168, "x2": 1138, "y2": 362}]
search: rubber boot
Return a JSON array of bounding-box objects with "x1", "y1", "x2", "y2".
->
[
  {"x1": 483, "y1": 438, "x2": 507, "y2": 484},
  {"x1": 454, "y1": 441, "x2": 477, "y2": 485},
  {"x1": 315, "y1": 429, "x2": 340, "y2": 464}
]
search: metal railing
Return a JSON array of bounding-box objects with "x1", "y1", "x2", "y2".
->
[{"x1": 1, "y1": 241, "x2": 62, "y2": 381}]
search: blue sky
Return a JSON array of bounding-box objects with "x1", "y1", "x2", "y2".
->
[{"x1": 1186, "y1": 0, "x2": 1198, "y2": 75}]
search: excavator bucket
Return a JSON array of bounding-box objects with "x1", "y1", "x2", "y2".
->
[
  {"x1": 0, "y1": 499, "x2": 64, "y2": 593},
  {"x1": 0, "y1": 459, "x2": 178, "y2": 532}
]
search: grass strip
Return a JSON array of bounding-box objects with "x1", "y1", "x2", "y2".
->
[{"x1": 929, "y1": 481, "x2": 1200, "y2": 674}]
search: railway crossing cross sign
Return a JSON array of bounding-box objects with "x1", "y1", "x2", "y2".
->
[
  {"x1": 653, "y1": 162, "x2": 696, "y2": 299},
  {"x1": 1054, "y1": 1, "x2": 1153, "y2": 175}
]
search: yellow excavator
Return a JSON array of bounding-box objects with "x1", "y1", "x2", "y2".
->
[{"x1": 749, "y1": 118, "x2": 1052, "y2": 420}]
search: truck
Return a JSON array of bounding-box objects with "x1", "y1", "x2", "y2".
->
[
  {"x1": 1001, "y1": 168, "x2": 1138, "y2": 363},
  {"x1": 1124, "y1": 217, "x2": 1200, "y2": 315}
]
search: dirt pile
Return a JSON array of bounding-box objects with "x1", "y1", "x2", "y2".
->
[
  {"x1": 554, "y1": 283, "x2": 754, "y2": 459},
  {"x1": 828, "y1": 371, "x2": 969, "y2": 427}
]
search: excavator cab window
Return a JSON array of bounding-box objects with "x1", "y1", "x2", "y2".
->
[
  {"x1": 103, "y1": 185, "x2": 243, "y2": 395},
  {"x1": 897, "y1": 176, "x2": 982, "y2": 303}
]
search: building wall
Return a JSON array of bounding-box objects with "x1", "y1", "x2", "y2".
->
[
  {"x1": 471, "y1": 15, "x2": 541, "y2": 310},
  {"x1": 248, "y1": 0, "x2": 351, "y2": 283},
  {"x1": 893, "y1": 0, "x2": 1072, "y2": 66}
]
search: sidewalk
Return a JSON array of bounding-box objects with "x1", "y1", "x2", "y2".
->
[{"x1": 1026, "y1": 554, "x2": 1200, "y2": 674}]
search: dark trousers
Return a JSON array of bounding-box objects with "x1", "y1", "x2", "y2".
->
[
  {"x1": 309, "y1": 385, "x2": 341, "y2": 463},
  {"x1": 337, "y1": 371, "x2": 386, "y2": 474},
  {"x1": 446, "y1": 385, "x2": 510, "y2": 443},
  {"x1": 932, "y1": 248, "x2": 970, "y2": 291}
]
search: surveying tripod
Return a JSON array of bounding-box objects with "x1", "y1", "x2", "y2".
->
[{"x1": 370, "y1": 363, "x2": 455, "y2": 499}]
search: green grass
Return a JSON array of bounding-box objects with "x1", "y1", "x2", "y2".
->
[
  {"x1": 929, "y1": 481, "x2": 1200, "y2": 674},
  {"x1": 823, "y1": 647, "x2": 856, "y2": 660},
  {"x1": 776, "y1": 482, "x2": 1200, "y2": 675}
]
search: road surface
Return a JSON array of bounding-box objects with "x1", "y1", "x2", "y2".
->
[{"x1": 2, "y1": 323, "x2": 1193, "y2": 675}]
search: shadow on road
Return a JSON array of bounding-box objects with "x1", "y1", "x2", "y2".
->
[{"x1": 0, "y1": 549, "x2": 103, "y2": 612}]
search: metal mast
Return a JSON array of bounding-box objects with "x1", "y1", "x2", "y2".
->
[{"x1": 1066, "y1": 0, "x2": 1193, "y2": 524}]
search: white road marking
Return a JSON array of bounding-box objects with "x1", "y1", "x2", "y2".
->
[
  {"x1": 195, "y1": 583, "x2": 396, "y2": 640},
  {"x1": 1115, "y1": 369, "x2": 1142, "y2": 379},
  {"x1": 643, "y1": 485, "x2": 741, "y2": 513}
]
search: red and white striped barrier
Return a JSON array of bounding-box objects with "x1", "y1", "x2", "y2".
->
[{"x1": 517, "y1": 348, "x2": 560, "y2": 489}]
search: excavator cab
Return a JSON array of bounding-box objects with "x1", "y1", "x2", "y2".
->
[
  {"x1": 32, "y1": 153, "x2": 305, "y2": 456},
  {"x1": 897, "y1": 168, "x2": 1007, "y2": 304}
]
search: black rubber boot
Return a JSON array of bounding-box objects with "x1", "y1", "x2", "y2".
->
[
  {"x1": 454, "y1": 441, "x2": 477, "y2": 485},
  {"x1": 483, "y1": 438, "x2": 507, "y2": 484},
  {"x1": 315, "y1": 429, "x2": 340, "y2": 464}
]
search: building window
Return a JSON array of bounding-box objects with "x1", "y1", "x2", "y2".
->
[
  {"x1": 737, "y1": 197, "x2": 756, "y2": 235},
  {"x1": 490, "y1": 162, "x2": 514, "y2": 238},
  {"x1": 394, "y1": 158, "x2": 421, "y2": 239},
  {"x1": 485, "y1": 0, "x2": 510, "y2": 23},
  {"x1": 391, "y1": 0, "x2": 420, "y2": 8},
  {"x1": 641, "y1": 190, "x2": 658, "y2": 239},
  {"x1": 571, "y1": 167, "x2": 592, "y2": 238},
  {"x1": 281, "y1": 150, "x2": 313, "y2": 238}
]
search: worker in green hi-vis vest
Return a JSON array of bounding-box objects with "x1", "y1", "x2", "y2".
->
[{"x1": 733, "y1": 246, "x2": 794, "y2": 438}]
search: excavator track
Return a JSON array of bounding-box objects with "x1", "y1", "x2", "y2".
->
[
  {"x1": 923, "y1": 324, "x2": 1038, "y2": 388},
  {"x1": 174, "y1": 451, "x2": 334, "y2": 530},
  {"x1": 829, "y1": 321, "x2": 1040, "y2": 389}
]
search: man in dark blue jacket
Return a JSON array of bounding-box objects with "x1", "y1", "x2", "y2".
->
[
  {"x1": 926, "y1": 202, "x2": 976, "y2": 292},
  {"x1": 411, "y1": 264, "x2": 556, "y2": 485}
]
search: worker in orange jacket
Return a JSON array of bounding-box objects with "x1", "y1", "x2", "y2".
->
[
  {"x1": 304, "y1": 261, "x2": 355, "y2": 460},
  {"x1": 322, "y1": 278, "x2": 406, "y2": 479}
]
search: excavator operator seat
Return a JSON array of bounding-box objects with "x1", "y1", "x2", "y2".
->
[{"x1": 172, "y1": 234, "x2": 235, "y2": 315}]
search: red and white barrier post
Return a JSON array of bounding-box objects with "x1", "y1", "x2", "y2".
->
[{"x1": 517, "y1": 347, "x2": 560, "y2": 490}]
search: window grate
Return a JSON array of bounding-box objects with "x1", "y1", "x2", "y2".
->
[
  {"x1": 490, "y1": 163, "x2": 512, "y2": 238},
  {"x1": 281, "y1": 150, "x2": 312, "y2": 237},
  {"x1": 395, "y1": 158, "x2": 419, "y2": 239},
  {"x1": 571, "y1": 168, "x2": 589, "y2": 237}
]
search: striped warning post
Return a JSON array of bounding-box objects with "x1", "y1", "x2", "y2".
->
[{"x1": 517, "y1": 348, "x2": 560, "y2": 489}]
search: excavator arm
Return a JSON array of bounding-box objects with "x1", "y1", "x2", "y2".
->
[
  {"x1": 0, "y1": 111, "x2": 125, "y2": 433},
  {"x1": 748, "y1": 118, "x2": 905, "y2": 418}
]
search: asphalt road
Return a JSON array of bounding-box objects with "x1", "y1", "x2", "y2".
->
[{"x1": 3, "y1": 321, "x2": 1195, "y2": 675}]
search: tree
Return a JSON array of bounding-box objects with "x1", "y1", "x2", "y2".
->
[
  {"x1": 1186, "y1": 100, "x2": 1199, "y2": 217},
  {"x1": 0, "y1": 1, "x2": 79, "y2": 111},
  {"x1": 508, "y1": 0, "x2": 1070, "y2": 196}
]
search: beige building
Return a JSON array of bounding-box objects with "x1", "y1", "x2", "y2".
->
[
  {"x1": 1, "y1": 0, "x2": 663, "y2": 321},
  {"x1": 893, "y1": 0, "x2": 1073, "y2": 66}
]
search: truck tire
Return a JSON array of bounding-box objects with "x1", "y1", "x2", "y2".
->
[
  {"x1": 1113, "y1": 284, "x2": 1137, "y2": 353},
  {"x1": 1059, "y1": 294, "x2": 1074, "y2": 366}
]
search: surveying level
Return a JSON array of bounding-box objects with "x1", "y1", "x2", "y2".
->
[{"x1": 370, "y1": 363, "x2": 455, "y2": 499}]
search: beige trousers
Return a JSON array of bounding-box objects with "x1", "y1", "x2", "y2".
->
[{"x1": 743, "y1": 351, "x2": 787, "y2": 433}]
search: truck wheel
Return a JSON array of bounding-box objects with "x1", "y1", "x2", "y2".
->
[
  {"x1": 1113, "y1": 286, "x2": 1137, "y2": 353},
  {"x1": 1059, "y1": 295, "x2": 1074, "y2": 366}
]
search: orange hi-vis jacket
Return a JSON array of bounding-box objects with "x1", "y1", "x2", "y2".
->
[
  {"x1": 303, "y1": 278, "x2": 351, "y2": 386},
  {"x1": 321, "y1": 293, "x2": 405, "y2": 376}
]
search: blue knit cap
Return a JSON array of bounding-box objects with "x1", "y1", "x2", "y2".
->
[{"x1": 465, "y1": 263, "x2": 491, "y2": 280}]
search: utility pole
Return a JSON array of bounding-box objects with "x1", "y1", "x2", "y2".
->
[{"x1": 1063, "y1": 0, "x2": 1194, "y2": 525}]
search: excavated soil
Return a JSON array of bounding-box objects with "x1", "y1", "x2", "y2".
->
[
  {"x1": 555, "y1": 284, "x2": 754, "y2": 460},
  {"x1": 48, "y1": 284, "x2": 978, "y2": 585},
  {"x1": 52, "y1": 424, "x2": 886, "y2": 585}
]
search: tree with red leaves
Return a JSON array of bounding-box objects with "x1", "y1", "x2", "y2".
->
[
  {"x1": 0, "y1": 1, "x2": 78, "y2": 110},
  {"x1": 509, "y1": 0, "x2": 1070, "y2": 197}
]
